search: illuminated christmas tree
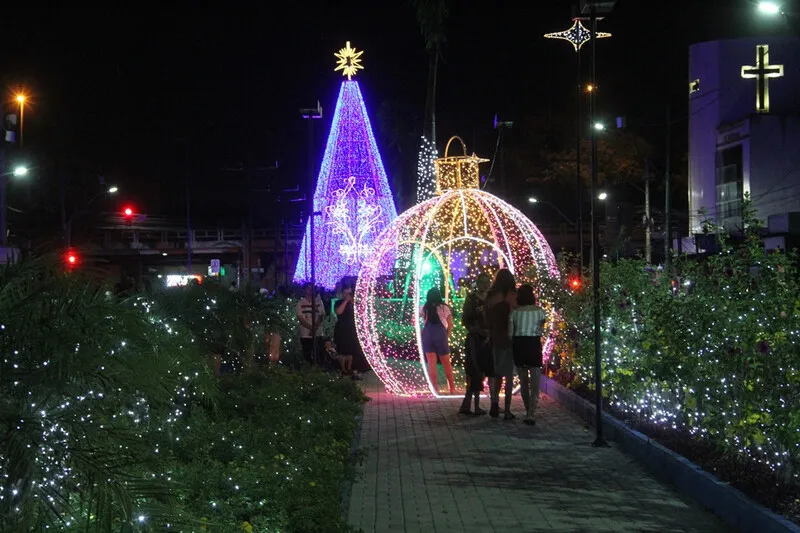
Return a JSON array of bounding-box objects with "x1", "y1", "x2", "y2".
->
[{"x1": 294, "y1": 42, "x2": 398, "y2": 289}]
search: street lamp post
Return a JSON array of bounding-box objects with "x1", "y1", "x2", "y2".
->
[
  {"x1": 544, "y1": 18, "x2": 611, "y2": 268},
  {"x1": 528, "y1": 197, "x2": 577, "y2": 228},
  {"x1": 65, "y1": 185, "x2": 118, "y2": 248},
  {"x1": 300, "y1": 101, "x2": 322, "y2": 364},
  {"x1": 0, "y1": 164, "x2": 30, "y2": 248},
  {"x1": 581, "y1": 0, "x2": 616, "y2": 448}
]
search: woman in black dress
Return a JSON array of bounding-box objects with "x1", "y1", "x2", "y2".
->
[{"x1": 334, "y1": 281, "x2": 368, "y2": 376}]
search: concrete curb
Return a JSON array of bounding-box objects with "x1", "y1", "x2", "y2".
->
[{"x1": 540, "y1": 375, "x2": 800, "y2": 533}]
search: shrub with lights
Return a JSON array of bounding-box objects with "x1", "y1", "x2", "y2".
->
[
  {"x1": 0, "y1": 258, "x2": 363, "y2": 532},
  {"x1": 555, "y1": 200, "x2": 800, "y2": 493},
  {"x1": 355, "y1": 136, "x2": 560, "y2": 397}
]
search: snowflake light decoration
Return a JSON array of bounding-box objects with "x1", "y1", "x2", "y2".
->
[{"x1": 325, "y1": 176, "x2": 383, "y2": 264}]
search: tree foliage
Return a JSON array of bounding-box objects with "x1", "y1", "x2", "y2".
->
[
  {"x1": 0, "y1": 259, "x2": 363, "y2": 532},
  {"x1": 552, "y1": 200, "x2": 800, "y2": 490},
  {"x1": 543, "y1": 129, "x2": 654, "y2": 188}
]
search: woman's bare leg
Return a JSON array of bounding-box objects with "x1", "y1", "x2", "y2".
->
[
  {"x1": 440, "y1": 355, "x2": 456, "y2": 394},
  {"x1": 426, "y1": 353, "x2": 439, "y2": 392}
]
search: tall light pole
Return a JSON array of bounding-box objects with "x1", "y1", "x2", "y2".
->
[
  {"x1": 580, "y1": 0, "x2": 616, "y2": 448},
  {"x1": 65, "y1": 185, "x2": 118, "y2": 248},
  {"x1": 0, "y1": 165, "x2": 30, "y2": 248},
  {"x1": 300, "y1": 101, "x2": 322, "y2": 364},
  {"x1": 528, "y1": 196, "x2": 577, "y2": 228},
  {"x1": 544, "y1": 18, "x2": 610, "y2": 268},
  {"x1": 15, "y1": 94, "x2": 25, "y2": 148}
]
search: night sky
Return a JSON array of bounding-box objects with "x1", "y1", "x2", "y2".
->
[{"x1": 1, "y1": 0, "x2": 794, "y2": 240}]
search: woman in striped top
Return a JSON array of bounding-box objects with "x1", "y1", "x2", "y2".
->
[{"x1": 509, "y1": 284, "x2": 546, "y2": 425}]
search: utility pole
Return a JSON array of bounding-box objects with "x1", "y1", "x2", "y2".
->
[
  {"x1": 664, "y1": 105, "x2": 671, "y2": 270},
  {"x1": 644, "y1": 160, "x2": 651, "y2": 264},
  {"x1": 185, "y1": 141, "x2": 192, "y2": 274}
]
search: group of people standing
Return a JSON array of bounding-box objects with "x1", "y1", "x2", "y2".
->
[
  {"x1": 295, "y1": 281, "x2": 368, "y2": 378},
  {"x1": 420, "y1": 269, "x2": 546, "y2": 425}
]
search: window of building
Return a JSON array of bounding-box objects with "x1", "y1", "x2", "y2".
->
[{"x1": 716, "y1": 145, "x2": 743, "y2": 231}]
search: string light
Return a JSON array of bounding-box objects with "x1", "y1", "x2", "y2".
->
[
  {"x1": 560, "y1": 227, "x2": 799, "y2": 486},
  {"x1": 355, "y1": 136, "x2": 560, "y2": 397},
  {"x1": 294, "y1": 76, "x2": 398, "y2": 289},
  {"x1": 416, "y1": 136, "x2": 437, "y2": 204}
]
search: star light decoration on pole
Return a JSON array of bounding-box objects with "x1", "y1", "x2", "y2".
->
[
  {"x1": 544, "y1": 19, "x2": 611, "y2": 52},
  {"x1": 334, "y1": 41, "x2": 364, "y2": 80}
]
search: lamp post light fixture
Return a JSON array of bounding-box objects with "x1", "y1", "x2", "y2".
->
[
  {"x1": 758, "y1": 1, "x2": 782, "y2": 15},
  {"x1": 12, "y1": 166, "x2": 28, "y2": 177},
  {"x1": 593, "y1": 122, "x2": 606, "y2": 131},
  {"x1": 15, "y1": 94, "x2": 26, "y2": 147},
  {"x1": 65, "y1": 185, "x2": 121, "y2": 248},
  {"x1": 598, "y1": 192, "x2": 608, "y2": 200},
  {"x1": 580, "y1": 0, "x2": 617, "y2": 449},
  {"x1": 528, "y1": 196, "x2": 578, "y2": 227}
]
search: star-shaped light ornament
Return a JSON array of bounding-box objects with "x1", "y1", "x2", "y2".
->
[
  {"x1": 544, "y1": 19, "x2": 611, "y2": 52},
  {"x1": 334, "y1": 41, "x2": 364, "y2": 80}
]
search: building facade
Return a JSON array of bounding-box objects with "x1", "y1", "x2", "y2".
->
[{"x1": 688, "y1": 37, "x2": 800, "y2": 245}]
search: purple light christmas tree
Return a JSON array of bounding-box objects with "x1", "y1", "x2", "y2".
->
[{"x1": 294, "y1": 42, "x2": 398, "y2": 289}]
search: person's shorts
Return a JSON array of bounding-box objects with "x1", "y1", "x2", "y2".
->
[{"x1": 421, "y1": 323, "x2": 450, "y2": 356}]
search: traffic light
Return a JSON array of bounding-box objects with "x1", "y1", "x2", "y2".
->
[
  {"x1": 122, "y1": 205, "x2": 135, "y2": 220},
  {"x1": 64, "y1": 250, "x2": 80, "y2": 269},
  {"x1": 569, "y1": 277, "x2": 582, "y2": 291}
]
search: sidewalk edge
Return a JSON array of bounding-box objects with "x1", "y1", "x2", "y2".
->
[{"x1": 540, "y1": 375, "x2": 800, "y2": 533}]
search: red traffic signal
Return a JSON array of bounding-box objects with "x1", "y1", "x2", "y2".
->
[
  {"x1": 569, "y1": 277, "x2": 582, "y2": 291},
  {"x1": 123, "y1": 206, "x2": 134, "y2": 218},
  {"x1": 64, "y1": 250, "x2": 80, "y2": 269}
]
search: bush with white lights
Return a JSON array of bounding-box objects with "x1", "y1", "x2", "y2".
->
[
  {"x1": 554, "y1": 201, "x2": 799, "y2": 492},
  {"x1": 0, "y1": 259, "x2": 363, "y2": 532}
]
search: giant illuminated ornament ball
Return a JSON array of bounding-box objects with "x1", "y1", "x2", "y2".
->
[{"x1": 355, "y1": 137, "x2": 560, "y2": 397}]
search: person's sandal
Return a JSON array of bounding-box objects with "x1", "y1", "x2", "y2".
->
[
  {"x1": 503, "y1": 412, "x2": 516, "y2": 421},
  {"x1": 473, "y1": 407, "x2": 487, "y2": 416}
]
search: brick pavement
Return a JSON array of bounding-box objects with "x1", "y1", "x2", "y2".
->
[{"x1": 347, "y1": 373, "x2": 729, "y2": 533}]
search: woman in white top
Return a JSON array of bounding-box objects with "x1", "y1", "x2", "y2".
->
[
  {"x1": 509, "y1": 284, "x2": 546, "y2": 425},
  {"x1": 420, "y1": 287, "x2": 455, "y2": 394}
]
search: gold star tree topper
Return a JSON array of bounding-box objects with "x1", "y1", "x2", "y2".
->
[{"x1": 334, "y1": 41, "x2": 364, "y2": 80}]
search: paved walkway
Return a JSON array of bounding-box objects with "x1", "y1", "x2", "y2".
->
[{"x1": 347, "y1": 374, "x2": 728, "y2": 533}]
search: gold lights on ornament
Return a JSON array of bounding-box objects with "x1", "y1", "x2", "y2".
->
[
  {"x1": 334, "y1": 41, "x2": 364, "y2": 80},
  {"x1": 434, "y1": 136, "x2": 489, "y2": 193}
]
